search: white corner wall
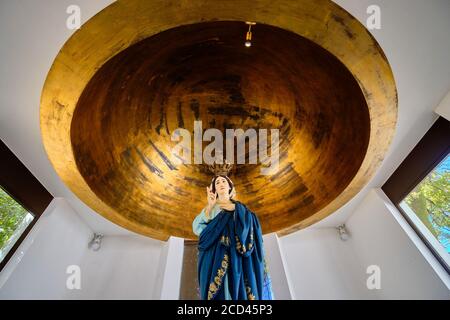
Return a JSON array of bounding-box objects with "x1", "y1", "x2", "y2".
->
[
  {"x1": 280, "y1": 226, "x2": 370, "y2": 299},
  {"x1": 263, "y1": 233, "x2": 294, "y2": 299}
]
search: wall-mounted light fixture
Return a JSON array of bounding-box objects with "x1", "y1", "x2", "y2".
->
[
  {"x1": 336, "y1": 224, "x2": 350, "y2": 241},
  {"x1": 88, "y1": 233, "x2": 103, "y2": 251},
  {"x1": 245, "y1": 21, "x2": 256, "y2": 47}
]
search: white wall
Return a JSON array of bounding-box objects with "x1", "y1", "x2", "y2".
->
[
  {"x1": 344, "y1": 189, "x2": 449, "y2": 299},
  {"x1": 70, "y1": 234, "x2": 164, "y2": 300},
  {"x1": 281, "y1": 227, "x2": 369, "y2": 299},
  {"x1": 0, "y1": 198, "x2": 92, "y2": 299},
  {"x1": 0, "y1": 198, "x2": 166, "y2": 300},
  {"x1": 280, "y1": 189, "x2": 450, "y2": 300}
]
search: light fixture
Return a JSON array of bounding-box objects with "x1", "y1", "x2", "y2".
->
[
  {"x1": 336, "y1": 224, "x2": 350, "y2": 241},
  {"x1": 245, "y1": 21, "x2": 256, "y2": 47},
  {"x1": 88, "y1": 233, "x2": 103, "y2": 251}
]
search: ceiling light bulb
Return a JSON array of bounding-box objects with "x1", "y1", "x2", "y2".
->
[{"x1": 245, "y1": 21, "x2": 256, "y2": 48}]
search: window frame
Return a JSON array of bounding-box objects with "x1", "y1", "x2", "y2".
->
[
  {"x1": 382, "y1": 116, "x2": 450, "y2": 274},
  {"x1": 0, "y1": 139, "x2": 53, "y2": 272}
]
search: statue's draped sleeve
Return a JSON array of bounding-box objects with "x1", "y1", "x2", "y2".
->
[{"x1": 192, "y1": 204, "x2": 220, "y2": 236}]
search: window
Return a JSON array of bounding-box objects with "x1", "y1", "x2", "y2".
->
[
  {"x1": 399, "y1": 155, "x2": 449, "y2": 268},
  {"x1": 0, "y1": 139, "x2": 53, "y2": 271},
  {"x1": 382, "y1": 116, "x2": 450, "y2": 273},
  {"x1": 0, "y1": 187, "x2": 35, "y2": 263}
]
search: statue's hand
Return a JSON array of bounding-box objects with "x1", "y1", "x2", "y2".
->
[{"x1": 206, "y1": 186, "x2": 217, "y2": 208}]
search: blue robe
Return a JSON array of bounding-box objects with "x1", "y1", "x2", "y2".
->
[{"x1": 193, "y1": 201, "x2": 274, "y2": 300}]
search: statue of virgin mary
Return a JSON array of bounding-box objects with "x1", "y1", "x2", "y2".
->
[{"x1": 192, "y1": 165, "x2": 274, "y2": 300}]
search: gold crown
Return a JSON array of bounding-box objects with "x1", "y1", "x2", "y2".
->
[{"x1": 207, "y1": 161, "x2": 234, "y2": 176}]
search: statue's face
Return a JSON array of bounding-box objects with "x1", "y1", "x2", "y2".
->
[{"x1": 215, "y1": 176, "x2": 230, "y2": 196}]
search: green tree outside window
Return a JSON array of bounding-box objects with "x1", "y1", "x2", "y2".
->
[
  {"x1": 402, "y1": 155, "x2": 450, "y2": 253},
  {"x1": 0, "y1": 187, "x2": 34, "y2": 262}
]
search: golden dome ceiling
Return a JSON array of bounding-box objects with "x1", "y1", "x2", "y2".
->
[{"x1": 40, "y1": 0, "x2": 397, "y2": 241}]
